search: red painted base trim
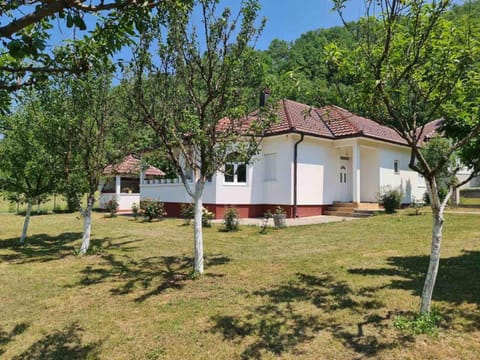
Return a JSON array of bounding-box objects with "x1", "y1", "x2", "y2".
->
[{"x1": 162, "y1": 202, "x2": 327, "y2": 219}]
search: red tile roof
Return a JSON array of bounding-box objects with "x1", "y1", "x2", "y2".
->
[
  {"x1": 263, "y1": 100, "x2": 441, "y2": 146},
  {"x1": 103, "y1": 155, "x2": 165, "y2": 176}
]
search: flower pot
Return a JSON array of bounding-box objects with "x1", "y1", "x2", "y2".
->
[{"x1": 273, "y1": 213, "x2": 287, "y2": 228}]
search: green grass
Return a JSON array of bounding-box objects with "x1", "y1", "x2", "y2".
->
[
  {"x1": 1, "y1": 211, "x2": 479, "y2": 359},
  {"x1": 459, "y1": 197, "x2": 480, "y2": 206},
  {"x1": 0, "y1": 193, "x2": 101, "y2": 213}
]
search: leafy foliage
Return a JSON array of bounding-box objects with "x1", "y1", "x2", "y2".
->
[
  {"x1": 394, "y1": 309, "x2": 442, "y2": 337},
  {"x1": 139, "y1": 199, "x2": 167, "y2": 222},
  {"x1": 223, "y1": 207, "x2": 240, "y2": 232},
  {"x1": 376, "y1": 187, "x2": 403, "y2": 214}
]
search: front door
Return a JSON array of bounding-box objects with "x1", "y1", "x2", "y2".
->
[{"x1": 337, "y1": 158, "x2": 352, "y2": 202}]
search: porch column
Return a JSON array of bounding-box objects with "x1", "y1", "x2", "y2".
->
[
  {"x1": 352, "y1": 143, "x2": 361, "y2": 205},
  {"x1": 115, "y1": 175, "x2": 121, "y2": 195}
]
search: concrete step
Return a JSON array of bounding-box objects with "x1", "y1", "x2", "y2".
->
[
  {"x1": 324, "y1": 210, "x2": 370, "y2": 218},
  {"x1": 327, "y1": 206, "x2": 355, "y2": 212},
  {"x1": 332, "y1": 202, "x2": 355, "y2": 207},
  {"x1": 353, "y1": 209, "x2": 383, "y2": 215}
]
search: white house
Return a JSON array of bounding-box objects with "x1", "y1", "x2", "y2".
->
[{"x1": 140, "y1": 99, "x2": 438, "y2": 219}]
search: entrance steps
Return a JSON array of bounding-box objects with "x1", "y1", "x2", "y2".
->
[{"x1": 324, "y1": 202, "x2": 382, "y2": 218}]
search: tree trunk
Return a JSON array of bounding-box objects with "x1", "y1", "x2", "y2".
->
[
  {"x1": 79, "y1": 195, "x2": 95, "y2": 255},
  {"x1": 192, "y1": 181, "x2": 205, "y2": 274},
  {"x1": 420, "y1": 207, "x2": 444, "y2": 313},
  {"x1": 19, "y1": 199, "x2": 32, "y2": 244}
]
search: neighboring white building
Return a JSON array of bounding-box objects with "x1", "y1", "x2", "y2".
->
[
  {"x1": 140, "y1": 100, "x2": 439, "y2": 219},
  {"x1": 99, "y1": 154, "x2": 164, "y2": 212}
]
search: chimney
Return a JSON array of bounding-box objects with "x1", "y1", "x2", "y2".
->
[{"x1": 259, "y1": 88, "x2": 271, "y2": 107}]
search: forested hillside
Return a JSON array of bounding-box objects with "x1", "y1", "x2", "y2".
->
[{"x1": 256, "y1": 0, "x2": 480, "y2": 109}]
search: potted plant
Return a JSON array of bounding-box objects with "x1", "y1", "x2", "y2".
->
[{"x1": 273, "y1": 206, "x2": 287, "y2": 228}]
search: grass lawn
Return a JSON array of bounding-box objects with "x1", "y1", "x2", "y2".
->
[
  {"x1": 0, "y1": 212, "x2": 479, "y2": 359},
  {"x1": 459, "y1": 197, "x2": 480, "y2": 206}
]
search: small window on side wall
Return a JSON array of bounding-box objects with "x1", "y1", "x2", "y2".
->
[{"x1": 394, "y1": 160, "x2": 400, "y2": 174}]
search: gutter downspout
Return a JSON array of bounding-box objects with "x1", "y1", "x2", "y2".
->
[{"x1": 293, "y1": 133, "x2": 305, "y2": 218}]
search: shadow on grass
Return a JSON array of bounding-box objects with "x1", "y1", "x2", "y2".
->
[
  {"x1": 12, "y1": 323, "x2": 101, "y2": 360},
  {"x1": 75, "y1": 253, "x2": 230, "y2": 303},
  {"x1": 0, "y1": 233, "x2": 142, "y2": 264},
  {"x1": 210, "y1": 272, "x2": 404, "y2": 359},
  {"x1": 0, "y1": 323, "x2": 29, "y2": 356},
  {"x1": 0, "y1": 233, "x2": 82, "y2": 263},
  {"x1": 348, "y1": 250, "x2": 480, "y2": 329}
]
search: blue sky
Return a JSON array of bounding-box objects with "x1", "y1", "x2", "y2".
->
[
  {"x1": 251, "y1": 0, "x2": 365, "y2": 49},
  {"x1": 193, "y1": 0, "x2": 366, "y2": 50}
]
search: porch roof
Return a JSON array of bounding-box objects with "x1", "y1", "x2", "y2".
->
[{"x1": 103, "y1": 155, "x2": 165, "y2": 176}]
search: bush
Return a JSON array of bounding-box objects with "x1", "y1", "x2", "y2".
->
[
  {"x1": 223, "y1": 207, "x2": 239, "y2": 232},
  {"x1": 202, "y1": 207, "x2": 214, "y2": 227},
  {"x1": 131, "y1": 203, "x2": 139, "y2": 220},
  {"x1": 105, "y1": 198, "x2": 119, "y2": 218},
  {"x1": 260, "y1": 210, "x2": 272, "y2": 234},
  {"x1": 377, "y1": 187, "x2": 403, "y2": 214},
  {"x1": 139, "y1": 199, "x2": 167, "y2": 222},
  {"x1": 180, "y1": 203, "x2": 194, "y2": 225},
  {"x1": 179, "y1": 204, "x2": 214, "y2": 227}
]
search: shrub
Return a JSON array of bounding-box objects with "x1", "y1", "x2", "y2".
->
[
  {"x1": 139, "y1": 199, "x2": 166, "y2": 222},
  {"x1": 180, "y1": 203, "x2": 194, "y2": 225},
  {"x1": 105, "y1": 198, "x2": 119, "y2": 218},
  {"x1": 131, "y1": 202, "x2": 139, "y2": 220},
  {"x1": 377, "y1": 187, "x2": 403, "y2": 214},
  {"x1": 260, "y1": 210, "x2": 272, "y2": 234},
  {"x1": 202, "y1": 207, "x2": 214, "y2": 227},
  {"x1": 223, "y1": 207, "x2": 239, "y2": 232}
]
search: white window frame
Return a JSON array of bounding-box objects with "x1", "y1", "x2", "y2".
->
[{"x1": 224, "y1": 162, "x2": 247, "y2": 184}]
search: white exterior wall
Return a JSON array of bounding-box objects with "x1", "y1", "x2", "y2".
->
[
  {"x1": 378, "y1": 146, "x2": 425, "y2": 203},
  {"x1": 261, "y1": 135, "x2": 294, "y2": 204},
  {"x1": 99, "y1": 193, "x2": 140, "y2": 211},
  {"x1": 296, "y1": 137, "x2": 338, "y2": 205},
  {"x1": 141, "y1": 180, "x2": 216, "y2": 204},
  {"x1": 360, "y1": 146, "x2": 380, "y2": 202},
  {"x1": 214, "y1": 134, "x2": 294, "y2": 204}
]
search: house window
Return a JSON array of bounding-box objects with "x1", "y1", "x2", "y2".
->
[
  {"x1": 264, "y1": 153, "x2": 277, "y2": 181},
  {"x1": 224, "y1": 152, "x2": 247, "y2": 184},
  {"x1": 340, "y1": 165, "x2": 347, "y2": 183},
  {"x1": 394, "y1": 160, "x2": 400, "y2": 174}
]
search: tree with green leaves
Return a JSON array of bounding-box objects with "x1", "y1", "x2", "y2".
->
[
  {"x1": 0, "y1": 1, "x2": 184, "y2": 111},
  {"x1": 330, "y1": 0, "x2": 480, "y2": 314},
  {"x1": 0, "y1": 99, "x2": 61, "y2": 243},
  {"x1": 35, "y1": 71, "x2": 129, "y2": 255},
  {"x1": 129, "y1": 0, "x2": 274, "y2": 275}
]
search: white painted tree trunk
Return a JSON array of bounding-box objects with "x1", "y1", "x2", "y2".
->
[
  {"x1": 420, "y1": 182, "x2": 452, "y2": 314},
  {"x1": 420, "y1": 208, "x2": 444, "y2": 314},
  {"x1": 79, "y1": 195, "x2": 94, "y2": 255},
  {"x1": 192, "y1": 181, "x2": 205, "y2": 274},
  {"x1": 19, "y1": 199, "x2": 32, "y2": 244}
]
